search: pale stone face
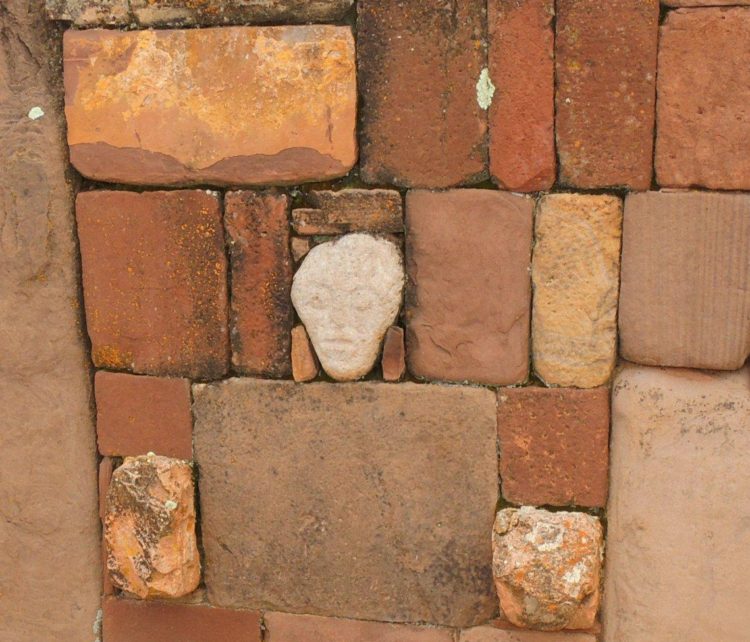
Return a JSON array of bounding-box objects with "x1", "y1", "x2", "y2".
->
[{"x1": 291, "y1": 233, "x2": 404, "y2": 381}]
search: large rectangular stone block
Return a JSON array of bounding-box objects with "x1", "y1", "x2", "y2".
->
[{"x1": 193, "y1": 380, "x2": 498, "y2": 627}]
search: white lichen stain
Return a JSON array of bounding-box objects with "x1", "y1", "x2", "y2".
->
[
  {"x1": 27, "y1": 106, "x2": 45, "y2": 120},
  {"x1": 476, "y1": 68, "x2": 496, "y2": 110},
  {"x1": 92, "y1": 608, "x2": 102, "y2": 641}
]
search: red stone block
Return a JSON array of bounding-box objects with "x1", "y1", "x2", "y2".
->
[
  {"x1": 95, "y1": 371, "x2": 192, "y2": 459},
  {"x1": 76, "y1": 190, "x2": 229, "y2": 379},
  {"x1": 225, "y1": 191, "x2": 293, "y2": 378},
  {"x1": 381, "y1": 326, "x2": 406, "y2": 382}
]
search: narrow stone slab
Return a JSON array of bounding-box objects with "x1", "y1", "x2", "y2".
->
[
  {"x1": 604, "y1": 364, "x2": 750, "y2": 641},
  {"x1": 193, "y1": 380, "x2": 498, "y2": 627},
  {"x1": 63, "y1": 26, "x2": 356, "y2": 186},
  {"x1": 292, "y1": 189, "x2": 403, "y2": 235},
  {"x1": 461, "y1": 625, "x2": 597, "y2": 642}
]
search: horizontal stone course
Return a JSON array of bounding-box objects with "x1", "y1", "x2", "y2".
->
[{"x1": 461, "y1": 624, "x2": 598, "y2": 641}]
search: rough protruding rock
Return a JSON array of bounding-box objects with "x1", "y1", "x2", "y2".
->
[
  {"x1": 291, "y1": 325, "x2": 319, "y2": 383},
  {"x1": 492, "y1": 508, "x2": 603, "y2": 631},
  {"x1": 63, "y1": 26, "x2": 356, "y2": 186},
  {"x1": 104, "y1": 455, "x2": 200, "y2": 599},
  {"x1": 292, "y1": 189, "x2": 403, "y2": 235},
  {"x1": 291, "y1": 234, "x2": 404, "y2": 381},
  {"x1": 381, "y1": 326, "x2": 406, "y2": 382},
  {"x1": 532, "y1": 194, "x2": 622, "y2": 388}
]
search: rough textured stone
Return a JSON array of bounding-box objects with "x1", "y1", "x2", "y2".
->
[
  {"x1": 556, "y1": 0, "x2": 659, "y2": 189},
  {"x1": 489, "y1": 0, "x2": 555, "y2": 192},
  {"x1": 0, "y1": 2, "x2": 100, "y2": 638},
  {"x1": 265, "y1": 612, "x2": 454, "y2": 642},
  {"x1": 604, "y1": 364, "x2": 750, "y2": 642},
  {"x1": 293, "y1": 189, "x2": 403, "y2": 235},
  {"x1": 358, "y1": 0, "x2": 487, "y2": 188},
  {"x1": 104, "y1": 455, "x2": 200, "y2": 599},
  {"x1": 381, "y1": 326, "x2": 406, "y2": 382},
  {"x1": 291, "y1": 325, "x2": 319, "y2": 383},
  {"x1": 406, "y1": 190, "x2": 533, "y2": 385},
  {"x1": 193, "y1": 380, "x2": 498, "y2": 627},
  {"x1": 226, "y1": 191, "x2": 292, "y2": 378},
  {"x1": 95, "y1": 371, "x2": 192, "y2": 459},
  {"x1": 497, "y1": 387, "x2": 609, "y2": 508},
  {"x1": 656, "y1": 8, "x2": 750, "y2": 189},
  {"x1": 493, "y1": 508, "x2": 603, "y2": 631},
  {"x1": 619, "y1": 191, "x2": 750, "y2": 370},
  {"x1": 291, "y1": 237, "x2": 312, "y2": 263},
  {"x1": 461, "y1": 625, "x2": 597, "y2": 642},
  {"x1": 76, "y1": 190, "x2": 229, "y2": 378},
  {"x1": 291, "y1": 234, "x2": 404, "y2": 381},
  {"x1": 532, "y1": 194, "x2": 622, "y2": 388},
  {"x1": 48, "y1": 0, "x2": 354, "y2": 26},
  {"x1": 63, "y1": 26, "x2": 356, "y2": 186},
  {"x1": 663, "y1": 0, "x2": 750, "y2": 4},
  {"x1": 102, "y1": 597, "x2": 261, "y2": 642}
]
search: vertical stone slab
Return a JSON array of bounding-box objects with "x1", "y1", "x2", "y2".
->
[
  {"x1": 556, "y1": 0, "x2": 659, "y2": 189},
  {"x1": 605, "y1": 364, "x2": 750, "y2": 641},
  {"x1": 358, "y1": 0, "x2": 487, "y2": 188},
  {"x1": 488, "y1": 0, "x2": 555, "y2": 192},
  {"x1": 0, "y1": 1, "x2": 100, "y2": 639}
]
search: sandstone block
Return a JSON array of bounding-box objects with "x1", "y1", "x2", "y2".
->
[
  {"x1": 104, "y1": 455, "x2": 200, "y2": 599},
  {"x1": 406, "y1": 190, "x2": 533, "y2": 385},
  {"x1": 663, "y1": 0, "x2": 750, "y2": 4},
  {"x1": 292, "y1": 189, "x2": 403, "y2": 235},
  {"x1": 358, "y1": 0, "x2": 487, "y2": 188},
  {"x1": 63, "y1": 27, "x2": 356, "y2": 186},
  {"x1": 291, "y1": 237, "x2": 312, "y2": 263},
  {"x1": 226, "y1": 191, "x2": 293, "y2": 378},
  {"x1": 656, "y1": 8, "x2": 750, "y2": 189},
  {"x1": 461, "y1": 624, "x2": 597, "y2": 642},
  {"x1": 493, "y1": 508, "x2": 603, "y2": 631},
  {"x1": 95, "y1": 371, "x2": 192, "y2": 459},
  {"x1": 497, "y1": 387, "x2": 609, "y2": 508},
  {"x1": 604, "y1": 364, "x2": 750, "y2": 641},
  {"x1": 193, "y1": 380, "x2": 498, "y2": 626},
  {"x1": 619, "y1": 191, "x2": 750, "y2": 369},
  {"x1": 489, "y1": 0, "x2": 555, "y2": 192},
  {"x1": 532, "y1": 194, "x2": 622, "y2": 388},
  {"x1": 76, "y1": 190, "x2": 229, "y2": 378},
  {"x1": 291, "y1": 234, "x2": 404, "y2": 381},
  {"x1": 102, "y1": 597, "x2": 261, "y2": 642},
  {"x1": 556, "y1": 0, "x2": 659, "y2": 189},
  {"x1": 291, "y1": 325, "x2": 319, "y2": 383},
  {"x1": 381, "y1": 326, "x2": 406, "y2": 382}
]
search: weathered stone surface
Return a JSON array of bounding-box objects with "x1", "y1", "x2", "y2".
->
[
  {"x1": 291, "y1": 237, "x2": 312, "y2": 263},
  {"x1": 604, "y1": 364, "x2": 750, "y2": 642},
  {"x1": 663, "y1": 0, "x2": 750, "y2": 4},
  {"x1": 95, "y1": 371, "x2": 192, "y2": 459},
  {"x1": 556, "y1": 0, "x2": 659, "y2": 189},
  {"x1": 265, "y1": 612, "x2": 454, "y2": 642},
  {"x1": 619, "y1": 191, "x2": 750, "y2": 369},
  {"x1": 76, "y1": 190, "x2": 229, "y2": 378},
  {"x1": 102, "y1": 597, "x2": 261, "y2": 642},
  {"x1": 656, "y1": 8, "x2": 750, "y2": 189},
  {"x1": 381, "y1": 326, "x2": 406, "y2": 382},
  {"x1": 193, "y1": 380, "x2": 498, "y2": 626},
  {"x1": 293, "y1": 189, "x2": 403, "y2": 235},
  {"x1": 497, "y1": 387, "x2": 609, "y2": 508},
  {"x1": 493, "y1": 508, "x2": 603, "y2": 631},
  {"x1": 406, "y1": 190, "x2": 533, "y2": 385},
  {"x1": 291, "y1": 325, "x2": 319, "y2": 383},
  {"x1": 461, "y1": 624, "x2": 597, "y2": 642},
  {"x1": 489, "y1": 0, "x2": 555, "y2": 192},
  {"x1": 48, "y1": 0, "x2": 354, "y2": 26},
  {"x1": 0, "y1": 2, "x2": 100, "y2": 638},
  {"x1": 358, "y1": 0, "x2": 487, "y2": 188},
  {"x1": 532, "y1": 194, "x2": 622, "y2": 388},
  {"x1": 226, "y1": 191, "x2": 292, "y2": 378},
  {"x1": 63, "y1": 26, "x2": 356, "y2": 186},
  {"x1": 104, "y1": 455, "x2": 200, "y2": 599},
  {"x1": 291, "y1": 234, "x2": 404, "y2": 381}
]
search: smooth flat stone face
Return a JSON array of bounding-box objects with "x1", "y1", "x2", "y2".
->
[{"x1": 63, "y1": 26, "x2": 357, "y2": 186}]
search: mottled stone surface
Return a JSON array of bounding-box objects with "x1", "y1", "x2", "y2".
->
[
  {"x1": 291, "y1": 325, "x2": 319, "y2": 383},
  {"x1": 532, "y1": 194, "x2": 622, "y2": 388},
  {"x1": 663, "y1": 0, "x2": 750, "y2": 4},
  {"x1": 193, "y1": 380, "x2": 498, "y2": 626},
  {"x1": 656, "y1": 8, "x2": 750, "y2": 189},
  {"x1": 226, "y1": 191, "x2": 292, "y2": 378},
  {"x1": 63, "y1": 26, "x2": 356, "y2": 186},
  {"x1": 556, "y1": 0, "x2": 659, "y2": 189},
  {"x1": 358, "y1": 0, "x2": 487, "y2": 188},
  {"x1": 381, "y1": 326, "x2": 406, "y2": 382},
  {"x1": 292, "y1": 189, "x2": 403, "y2": 235},
  {"x1": 497, "y1": 387, "x2": 609, "y2": 508},
  {"x1": 489, "y1": 0, "x2": 555, "y2": 192},
  {"x1": 619, "y1": 191, "x2": 750, "y2": 369},
  {"x1": 0, "y1": 2, "x2": 100, "y2": 638},
  {"x1": 493, "y1": 508, "x2": 603, "y2": 631},
  {"x1": 406, "y1": 190, "x2": 533, "y2": 385},
  {"x1": 292, "y1": 234, "x2": 404, "y2": 381},
  {"x1": 461, "y1": 625, "x2": 597, "y2": 642},
  {"x1": 104, "y1": 455, "x2": 200, "y2": 599},
  {"x1": 604, "y1": 364, "x2": 750, "y2": 642}
]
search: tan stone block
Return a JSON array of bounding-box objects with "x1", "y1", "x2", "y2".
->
[
  {"x1": 381, "y1": 326, "x2": 406, "y2": 382},
  {"x1": 291, "y1": 325, "x2": 319, "y2": 383},
  {"x1": 532, "y1": 194, "x2": 622, "y2": 388},
  {"x1": 461, "y1": 624, "x2": 597, "y2": 642}
]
